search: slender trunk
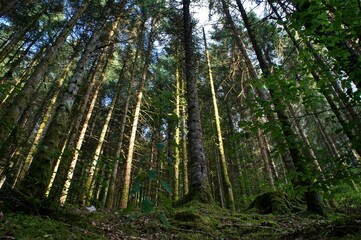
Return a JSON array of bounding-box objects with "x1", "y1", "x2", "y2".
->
[
  {"x1": 84, "y1": 94, "x2": 115, "y2": 204},
  {"x1": 108, "y1": 36, "x2": 142, "y2": 209},
  {"x1": 105, "y1": 46, "x2": 132, "y2": 208},
  {"x1": 219, "y1": 0, "x2": 294, "y2": 172},
  {"x1": 174, "y1": 63, "x2": 181, "y2": 201},
  {"x1": 181, "y1": 77, "x2": 189, "y2": 196},
  {"x1": 57, "y1": 62, "x2": 104, "y2": 205},
  {"x1": 203, "y1": 28, "x2": 235, "y2": 210},
  {"x1": 120, "y1": 17, "x2": 158, "y2": 209},
  {"x1": 54, "y1": 9, "x2": 126, "y2": 204}
]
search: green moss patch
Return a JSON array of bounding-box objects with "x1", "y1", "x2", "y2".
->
[
  {"x1": 247, "y1": 191, "x2": 304, "y2": 214},
  {"x1": 1, "y1": 200, "x2": 361, "y2": 239},
  {"x1": 0, "y1": 212, "x2": 106, "y2": 240}
]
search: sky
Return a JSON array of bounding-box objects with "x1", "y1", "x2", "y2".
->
[{"x1": 192, "y1": 0, "x2": 265, "y2": 35}]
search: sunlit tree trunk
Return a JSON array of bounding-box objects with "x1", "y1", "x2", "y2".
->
[
  {"x1": 57, "y1": 58, "x2": 105, "y2": 205},
  {"x1": 105, "y1": 46, "x2": 132, "y2": 209},
  {"x1": 203, "y1": 28, "x2": 235, "y2": 210},
  {"x1": 84, "y1": 94, "x2": 115, "y2": 205},
  {"x1": 108, "y1": 28, "x2": 143, "y2": 209},
  {"x1": 120, "y1": 17, "x2": 158, "y2": 209},
  {"x1": 174, "y1": 63, "x2": 181, "y2": 201},
  {"x1": 181, "y1": 77, "x2": 189, "y2": 196}
]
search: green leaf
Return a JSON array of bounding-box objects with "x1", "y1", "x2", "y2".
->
[
  {"x1": 141, "y1": 198, "x2": 154, "y2": 215},
  {"x1": 160, "y1": 180, "x2": 172, "y2": 194},
  {"x1": 147, "y1": 169, "x2": 158, "y2": 180},
  {"x1": 131, "y1": 182, "x2": 142, "y2": 194},
  {"x1": 159, "y1": 192, "x2": 173, "y2": 212},
  {"x1": 158, "y1": 213, "x2": 169, "y2": 227}
]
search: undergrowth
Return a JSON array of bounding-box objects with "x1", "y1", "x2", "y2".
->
[{"x1": 1, "y1": 197, "x2": 361, "y2": 239}]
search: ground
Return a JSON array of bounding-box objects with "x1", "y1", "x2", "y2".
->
[{"x1": 1, "y1": 200, "x2": 361, "y2": 239}]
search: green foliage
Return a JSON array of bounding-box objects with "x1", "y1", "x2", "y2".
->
[
  {"x1": 140, "y1": 198, "x2": 154, "y2": 214},
  {"x1": 160, "y1": 179, "x2": 172, "y2": 194}
]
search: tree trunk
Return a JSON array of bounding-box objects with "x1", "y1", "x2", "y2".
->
[
  {"x1": 181, "y1": 0, "x2": 211, "y2": 203},
  {"x1": 174, "y1": 63, "x2": 181, "y2": 201},
  {"x1": 181, "y1": 77, "x2": 189, "y2": 196},
  {"x1": 120, "y1": 16, "x2": 158, "y2": 209},
  {"x1": 203, "y1": 28, "x2": 235, "y2": 210}
]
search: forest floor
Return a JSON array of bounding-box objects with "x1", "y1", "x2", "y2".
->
[{"x1": 1, "y1": 200, "x2": 361, "y2": 239}]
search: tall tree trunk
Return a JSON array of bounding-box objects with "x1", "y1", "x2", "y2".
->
[
  {"x1": 203, "y1": 28, "x2": 235, "y2": 210},
  {"x1": 174, "y1": 63, "x2": 181, "y2": 201},
  {"x1": 181, "y1": 77, "x2": 189, "y2": 196},
  {"x1": 181, "y1": 0, "x2": 211, "y2": 203},
  {"x1": 57, "y1": 58, "x2": 105, "y2": 205},
  {"x1": 108, "y1": 29, "x2": 143, "y2": 209},
  {"x1": 105, "y1": 46, "x2": 132, "y2": 209},
  {"x1": 120, "y1": 16, "x2": 158, "y2": 209},
  {"x1": 219, "y1": 0, "x2": 294, "y2": 172}
]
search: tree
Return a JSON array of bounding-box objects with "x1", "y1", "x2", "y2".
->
[{"x1": 180, "y1": 0, "x2": 211, "y2": 203}]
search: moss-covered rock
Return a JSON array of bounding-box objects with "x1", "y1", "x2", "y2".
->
[{"x1": 247, "y1": 191, "x2": 303, "y2": 214}]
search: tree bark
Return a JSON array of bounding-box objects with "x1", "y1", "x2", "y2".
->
[
  {"x1": 203, "y1": 28, "x2": 235, "y2": 210},
  {"x1": 120, "y1": 16, "x2": 158, "y2": 209},
  {"x1": 181, "y1": 0, "x2": 211, "y2": 203}
]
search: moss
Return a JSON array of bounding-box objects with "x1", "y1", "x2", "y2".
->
[
  {"x1": 173, "y1": 187, "x2": 213, "y2": 207},
  {"x1": 2, "y1": 199, "x2": 361, "y2": 240},
  {"x1": 174, "y1": 211, "x2": 200, "y2": 221},
  {"x1": 0, "y1": 212, "x2": 106, "y2": 240},
  {"x1": 247, "y1": 191, "x2": 303, "y2": 215}
]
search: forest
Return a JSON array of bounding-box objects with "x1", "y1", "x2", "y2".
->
[{"x1": 0, "y1": 0, "x2": 361, "y2": 239}]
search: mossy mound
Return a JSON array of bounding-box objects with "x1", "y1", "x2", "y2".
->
[
  {"x1": 247, "y1": 191, "x2": 303, "y2": 215},
  {"x1": 0, "y1": 209, "x2": 106, "y2": 239}
]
